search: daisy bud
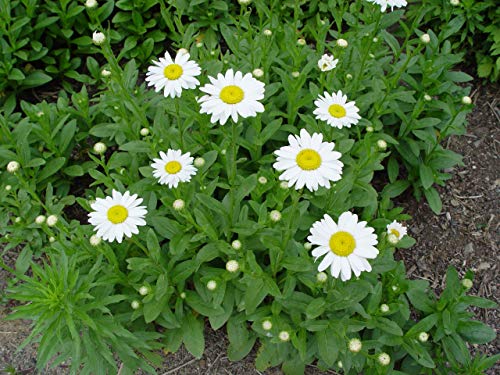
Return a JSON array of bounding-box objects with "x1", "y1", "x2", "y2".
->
[
  {"x1": 226, "y1": 260, "x2": 239, "y2": 273},
  {"x1": 5, "y1": 185, "x2": 11, "y2": 191},
  {"x1": 252, "y1": 68, "x2": 264, "y2": 78},
  {"x1": 140, "y1": 128, "x2": 149, "y2": 136},
  {"x1": 238, "y1": 0, "x2": 251, "y2": 4},
  {"x1": 391, "y1": 285, "x2": 399, "y2": 292},
  {"x1": 279, "y1": 331, "x2": 290, "y2": 342},
  {"x1": 101, "y1": 69, "x2": 111, "y2": 77},
  {"x1": 36, "y1": 111, "x2": 44, "y2": 117},
  {"x1": 291, "y1": 71, "x2": 300, "y2": 78},
  {"x1": 420, "y1": 33, "x2": 431, "y2": 44},
  {"x1": 7, "y1": 161, "x2": 20, "y2": 173},
  {"x1": 263, "y1": 29, "x2": 272, "y2": 36},
  {"x1": 269, "y1": 210, "x2": 282, "y2": 222},
  {"x1": 461, "y1": 96, "x2": 472, "y2": 105},
  {"x1": 304, "y1": 242, "x2": 312, "y2": 250},
  {"x1": 206, "y1": 280, "x2": 217, "y2": 291},
  {"x1": 177, "y1": 48, "x2": 189, "y2": 55},
  {"x1": 388, "y1": 233, "x2": 399, "y2": 245},
  {"x1": 262, "y1": 320, "x2": 273, "y2": 330},
  {"x1": 348, "y1": 338, "x2": 362, "y2": 353},
  {"x1": 172, "y1": 199, "x2": 185, "y2": 211},
  {"x1": 424, "y1": 94, "x2": 432, "y2": 102},
  {"x1": 258, "y1": 176, "x2": 267, "y2": 184},
  {"x1": 337, "y1": 361, "x2": 343, "y2": 368},
  {"x1": 231, "y1": 240, "x2": 242, "y2": 250},
  {"x1": 366, "y1": 126, "x2": 374, "y2": 132},
  {"x1": 210, "y1": 50, "x2": 216, "y2": 56},
  {"x1": 380, "y1": 304, "x2": 390, "y2": 313},
  {"x1": 346, "y1": 73, "x2": 353, "y2": 80},
  {"x1": 131, "y1": 300, "x2": 140, "y2": 309},
  {"x1": 297, "y1": 38, "x2": 306, "y2": 46},
  {"x1": 180, "y1": 292, "x2": 186, "y2": 299},
  {"x1": 93, "y1": 142, "x2": 107, "y2": 154},
  {"x1": 190, "y1": 157, "x2": 204, "y2": 169},
  {"x1": 316, "y1": 272, "x2": 328, "y2": 283},
  {"x1": 378, "y1": 352, "x2": 391, "y2": 366},
  {"x1": 35, "y1": 215, "x2": 46, "y2": 224},
  {"x1": 377, "y1": 139, "x2": 387, "y2": 150},
  {"x1": 462, "y1": 278, "x2": 473, "y2": 289},
  {"x1": 369, "y1": 53, "x2": 375, "y2": 59},
  {"x1": 92, "y1": 31, "x2": 106, "y2": 45},
  {"x1": 89, "y1": 235, "x2": 101, "y2": 246},
  {"x1": 46, "y1": 215, "x2": 58, "y2": 227},
  {"x1": 196, "y1": 42, "x2": 203, "y2": 48},
  {"x1": 49, "y1": 236, "x2": 55, "y2": 243},
  {"x1": 450, "y1": 0, "x2": 459, "y2": 5},
  {"x1": 85, "y1": 0, "x2": 97, "y2": 8},
  {"x1": 139, "y1": 286, "x2": 149, "y2": 296},
  {"x1": 15, "y1": 217, "x2": 21, "y2": 223},
  {"x1": 220, "y1": 149, "x2": 226, "y2": 155},
  {"x1": 336, "y1": 38, "x2": 348, "y2": 48},
  {"x1": 280, "y1": 181, "x2": 289, "y2": 189},
  {"x1": 418, "y1": 332, "x2": 429, "y2": 343}
]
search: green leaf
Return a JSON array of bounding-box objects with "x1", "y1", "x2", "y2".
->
[
  {"x1": 182, "y1": 313, "x2": 205, "y2": 358},
  {"x1": 227, "y1": 315, "x2": 256, "y2": 361},
  {"x1": 423, "y1": 187, "x2": 442, "y2": 214},
  {"x1": 146, "y1": 229, "x2": 161, "y2": 263},
  {"x1": 419, "y1": 164, "x2": 434, "y2": 190},
  {"x1": 374, "y1": 317, "x2": 403, "y2": 336},
  {"x1": 402, "y1": 339, "x2": 435, "y2": 368},
  {"x1": 22, "y1": 71, "x2": 52, "y2": 88},
  {"x1": 405, "y1": 314, "x2": 438, "y2": 337},
  {"x1": 119, "y1": 141, "x2": 150, "y2": 153},
  {"x1": 457, "y1": 320, "x2": 496, "y2": 344},
  {"x1": 460, "y1": 296, "x2": 497, "y2": 309},
  {"x1": 316, "y1": 329, "x2": 340, "y2": 366},
  {"x1": 38, "y1": 157, "x2": 66, "y2": 181}
]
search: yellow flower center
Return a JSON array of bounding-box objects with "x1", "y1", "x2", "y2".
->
[
  {"x1": 163, "y1": 64, "x2": 183, "y2": 80},
  {"x1": 390, "y1": 228, "x2": 400, "y2": 238},
  {"x1": 165, "y1": 161, "x2": 182, "y2": 174},
  {"x1": 328, "y1": 104, "x2": 346, "y2": 118},
  {"x1": 329, "y1": 231, "x2": 356, "y2": 257},
  {"x1": 220, "y1": 85, "x2": 244, "y2": 104},
  {"x1": 296, "y1": 149, "x2": 322, "y2": 170},
  {"x1": 107, "y1": 205, "x2": 128, "y2": 224}
]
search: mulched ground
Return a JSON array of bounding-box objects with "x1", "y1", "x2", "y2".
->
[{"x1": 1, "y1": 84, "x2": 498, "y2": 374}]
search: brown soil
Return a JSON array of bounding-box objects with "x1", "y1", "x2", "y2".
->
[{"x1": 1, "y1": 84, "x2": 498, "y2": 374}]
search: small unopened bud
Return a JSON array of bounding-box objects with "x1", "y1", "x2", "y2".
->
[
  {"x1": 220, "y1": 149, "x2": 226, "y2": 156},
  {"x1": 258, "y1": 176, "x2": 267, "y2": 184},
  {"x1": 172, "y1": 199, "x2": 185, "y2": 211},
  {"x1": 348, "y1": 338, "x2": 362, "y2": 353},
  {"x1": 35, "y1": 215, "x2": 46, "y2": 224},
  {"x1": 316, "y1": 272, "x2": 328, "y2": 283},
  {"x1": 377, "y1": 139, "x2": 387, "y2": 150},
  {"x1": 7, "y1": 161, "x2": 20, "y2": 173},
  {"x1": 263, "y1": 29, "x2": 272, "y2": 36},
  {"x1": 177, "y1": 48, "x2": 189, "y2": 55},
  {"x1": 418, "y1": 332, "x2": 429, "y2": 343},
  {"x1": 140, "y1": 128, "x2": 149, "y2": 136},
  {"x1": 226, "y1": 260, "x2": 239, "y2": 273},
  {"x1": 139, "y1": 286, "x2": 149, "y2": 296},
  {"x1": 388, "y1": 233, "x2": 399, "y2": 245},
  {"x1": 391, "y1": 285, "x2": 399, "y2": 292},
  {"x1": 450, "y1": 0, "x2": 459, "y2": 5},
  {"x1": 280, "y1": 181, "x2": 289, "y2": 189},
  {"x1": 279, "y1": 331, "x2": 290, "y2": 342},
  {"x1": 424, "y1": 94, "x2": 432, "y2": 102},
  {"x1": 262, "y1": 320, "x2": 272, "y2": 330},
  {"x1": 269, "y1": 210, "x2": 282, "y2": 222},
  {"x1": 194, "y1": 157, "x2": 205, "y2": 168},
  {"x1": 380, "y1": 304, "x2": 389, "y2": 313},
  {"x1": 85, "y1": 0, "x2": 97, "y2": 8},
  {"x1": 346, "y1": 73, "x2": 353, "y2": 80},
  {"x1": 180, "y1": 292, "x2": 186, "y2": 299},
  {"x1": 231, "y1": 240, "x2": 242, "y2": 250},
  {"x1": 93, "y1": 142, "x2": 107, "y2": 154},
  {"x1": 131, "y1": 300, "x2": 140, "y2": 309},
  {"x1": 378, "y1": 352, "x2": 390, "y2": 366},
  {"x1": 101, "y1": 69, "x2": 111, "y2": 77},
  {"x1": 46, "y1": 215, "x2": 58, "y2": 227},
  {"x1": 304, "y1": 242, "x2": 312, "y2": 250},
  {"x1": 49, "y1": 236, "x2": 56, "y2": 243},
  {"x1": 206, "y1": 280, "x2": 217, "y2": 291},
  {"x1": 461, "y1": 96, "x2": 472, "y2": 105},
  {"x1": 462, "y1": 278, "x2": 473, "y2": 289},
  {"x1": 196, "y1": 42, "x2": 203, "y2": 48},
  {"x1": 252, "y1": 68, "x2": 264, "y2": 78},
  {"x1": 5, "y1": 185, "x2": 12, "y2": 191},
  {"x1": 291, "y1": 71, "x2": 300, "y2": 78},
  {"x1": 337, "y1": 361, "x2": 343, "y2": 368},
  {"x1": 369, "y1": 53, "x2": 375, "y2": 58},
  {"x1": 90, "y1": 235, "x2": 101, "y2": 246},
  {"x1": 297, "y1": 38, "x2": 306, "y2": 46},
  {"x1": 92, "y1": 31, "x2": 106, "y2": 45},
  {"x1": 366, "y1": 126, "x2": 374, "y2": 133},
  {"x1": 36, "y1": 111, "x2": 44, "y2": 118},
  {"x1": 420, "y1": 33, "x2": 431, "y2": 44},
  {"x1": 14, "y1": 217, "x2": 21, "y2": 223},
  {"x1": 336, "y1": 39, "x2": 348, "y2": 48},
  {"x1": 238, "y1": 0, "x2": 252, "y2": 4}
]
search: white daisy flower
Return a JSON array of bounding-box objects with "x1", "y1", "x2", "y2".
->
[
  {"x1": 318, "y1": 54, "x2": 338, "y2": 72},
  {"x1": 386, "y1": 220, "x2": 407, "y2": 240},
  {"x1": 366, "y1": 0, "x2": 407, "y2": 12},
  {"x1": 313, "y1": 90, "x2": 361, "y2": 129},
  {"x1": 307, "y1": 212, "x2": 379, "y2": 281},
  {"x1": 88, "y1": 190, "x2": 147, "y2": 243},
  {"x1": 198, "y1": 69, "x2": 265, "y2": 125},
  {"x1": 145, "y1": 50, "x2": 201, "y2": 98},
  {"x1": 273, "y1": 129, "x2": 343, "y2": 192},
  {"x1": 151, "y1": 149, "x2": 197, "y2": 188}
]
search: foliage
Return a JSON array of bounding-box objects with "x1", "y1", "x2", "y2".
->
[{"x1": 0, "y1": 1, "x2": 496, "y2": 374}]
